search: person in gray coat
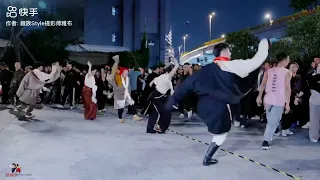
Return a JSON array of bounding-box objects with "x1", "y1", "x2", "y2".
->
[{"x1": 16, "y1": 62, "x2": 61, "y2": 119}]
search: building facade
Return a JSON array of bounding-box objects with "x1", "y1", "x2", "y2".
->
[
  {"x1": 84, "y1": 0, "x2": 170, "y2": 67},
  {"x1": 164, "y1": 28, "x2": 174, "y2": 65}
]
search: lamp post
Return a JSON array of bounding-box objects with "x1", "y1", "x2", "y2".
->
[
  {"x1": 265, "y1": 13, "x2": 273, "y2": 25},
  {"x1": 209, "y1": 12, "x2": 215, "y2": 40},
  {"x1": 178, "y1": 45, "x2": 182, "y2": 56},
  {"x1": 183, "y1": 35, "x2": 188, "y2": 52}
]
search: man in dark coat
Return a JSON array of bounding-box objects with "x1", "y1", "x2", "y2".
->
[
  {"x1": 0, "y1": 62, "x2": 13, "y2": 104},
  {"x1": 166, "y1": 39, "x2": 269, "y2": 166}
]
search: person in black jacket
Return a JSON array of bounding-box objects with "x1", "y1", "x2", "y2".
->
[
  {"x1": 0, "y1": 62, "x2": 13, "y2": 104},
  {"x1": 141, "y1": 66, "x2": 159, "y2": 115},
  {"x1": 58, "y1": 62, "x2": 79, "y2": 109}
]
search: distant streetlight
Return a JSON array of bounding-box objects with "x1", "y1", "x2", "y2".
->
[
  {"x1": 221, "y1": 34, "x2": 225, "y2": 38},
  {"x1": 183, "y1": 35, "x2": 188, "y2": 52},
  {"x1": 264, "y1": 13, "x2": 273, "y2": 25},
  {"x1": 178, "y1": 45, "x2": 182, "y2": 56},
  {"x1": 209, "y1": 12, "x2": 215, "y2": 40}
]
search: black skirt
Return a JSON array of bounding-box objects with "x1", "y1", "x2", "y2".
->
[{"x1": 197, "y1": 96, "x2": 232, "y2": 134}]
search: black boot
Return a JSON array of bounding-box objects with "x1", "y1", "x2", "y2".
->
[{"x1": 203, "y1": 142, "x2": 219, "y2": 166}]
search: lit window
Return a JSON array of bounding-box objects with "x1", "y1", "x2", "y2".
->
[
  {"x1": 112, "y1": 6, "x2": 119, "y2": 16},
  {"x1": 112, "y1": 32, "x2": 119, "y2": 42}
]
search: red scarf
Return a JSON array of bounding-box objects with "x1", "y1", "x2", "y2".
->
[{"x1": 213, "y1": 56, "x2": 230, "y2": 62}]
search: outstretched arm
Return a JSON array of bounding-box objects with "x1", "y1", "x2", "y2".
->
[
  {"x1": 218, "y1": 39, "x2": 269, "y2": 78},
  {"x1": 111, "y1": 55, "x2": 119, "y2": 76},
  {"x1": 87, "y1": 61, "x2": 92, "y2": 77},
  {"x1": 168, "y1": 57, "x2": 179, "y2": 78},
  {"x1": 33, "y1": 62, "x2": 59, "y2": 82}
]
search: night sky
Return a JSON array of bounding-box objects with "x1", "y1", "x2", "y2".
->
[{"x1": 171, "y1": 0, "x2": 294, "y2": 52}]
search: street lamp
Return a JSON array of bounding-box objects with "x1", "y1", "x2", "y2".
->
[
  {"x1": 209, "y1": 12, "x2": 215, "y2": 40},
  {"x1": 178, "y1": 45, "x2": 182, "y2": 56},
  {"x1": 221, "y1": 34, "x2": 225, "y2": 38},
  {"x1": 265, "y1": 13, "x2": 273, "y2": 25},
  {"x1": 183, "y1": 35, "x2": 188, "y2": 52}
]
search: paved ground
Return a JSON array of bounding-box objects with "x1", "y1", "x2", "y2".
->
[{"x1": 0, "y1": 105, "x2": 319, "y2": 180}]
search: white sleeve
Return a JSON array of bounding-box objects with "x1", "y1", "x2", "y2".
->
[
  {"x1": 218, "y1": 39, "x2": 269, "y2": 78},
  {"x1": 153, "y1": 77, "x2": 160, "y2": 86}
]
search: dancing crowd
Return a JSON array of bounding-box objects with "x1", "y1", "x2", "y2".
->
[{"x1": 0, "y1": 39, "x2": 319, "y2": 165}]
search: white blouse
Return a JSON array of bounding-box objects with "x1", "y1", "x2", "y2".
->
[
  {"x1": 84, "y1": 73, "x2": 97, "y2": 103},
  {"x1": 153, "y1": 73, "x2": 173, "y2": 95}
]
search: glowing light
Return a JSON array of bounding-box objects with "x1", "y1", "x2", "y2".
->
[{"x1": 38, "y1": 1, "x2": 47, "y2": 9}]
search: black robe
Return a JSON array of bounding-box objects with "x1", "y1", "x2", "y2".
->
[{"x1": 166, "y1": 62, "x2": 259, "y2": 134}]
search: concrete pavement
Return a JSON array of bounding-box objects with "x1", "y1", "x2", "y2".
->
[{"x1": 0, "y1": 106, "x2": 319, "y2": 180}]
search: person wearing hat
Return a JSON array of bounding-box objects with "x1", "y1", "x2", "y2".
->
[
  {"x1": 145, "y1": 57, "x2": 179, "y2": 133},
  {"x1": 166, "y1": 39, "x2": 269, "y2": 166},
  {"x1": 106, "y1": 55, "x2": 142, "y2": 123},
  {"x1": 16, "y1": 61, "x2": 61, "y2": 119}
]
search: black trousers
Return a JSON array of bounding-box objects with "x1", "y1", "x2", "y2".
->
[
  {"x1": 230, "y1": 103, "x2": 248, "y2": 126},
  {"x1": 178, "y1": 96, "x2": 191, "y2": 114},
  {"x1": 118, "y1": 105, "x2": 137, "y2": 119},
  {"x1": 61, "y1": 86, "x2": 74, "y2": 106},
  {"x1": 147, "y1": 91, "x2": 171, "y2": 133},
  {"x1": 8, "y1": 85, "x2": 19, "y2": 105},
  {"x1": 97, "y1": 90, "x2": 105, "y2": 110},
  {"x1": 1, "y1": 83, "x2": 10, "y2": 103},
  {"x1": 281, "y1": 104, "x2": 299, "y2": 130},
  {"x1": 128, "y1": 91, "x2": 139, "y2": 113}
]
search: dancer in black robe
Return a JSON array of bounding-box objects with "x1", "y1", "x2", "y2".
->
[{"x1": 166, "y1": 39, "x2": 269, "y2": 166}]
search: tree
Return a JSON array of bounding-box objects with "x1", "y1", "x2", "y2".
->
[
  {"x1": 20, "y1": 12, "x2": 69, "y2": 65},
  {"x1": 285, "y1": 11, "x2": 320, "y2": 63},
  {"x1": 139, "y1": 31, "x2": 150, "y2": 68},
  {"x1": 226, "y1": 30, "x2": 260, "y2": 60},
  {"x1": 268, "y1": 39, "x2": 297, "y2": 60},
  {"x1": 289, "y1": 0, "x2": 318, "y2": 12}
]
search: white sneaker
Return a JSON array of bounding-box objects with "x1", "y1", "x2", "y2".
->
[
  {"x1": 233, "y1": 121, "x2": 240, "y2": 127},
  {"x1": 286, "y1": 129, "x2": 294, "y2": 135},
  {"x1": 56, "y1": 105, "x2": 64, "y2": 108},
  {"x1": 25, "y1": 114, "x2": 35, "y2": 118},
  {"x1": 274, "y1": 132, "x2": 281, "y2": 136},
  {"x1": 187, "y1": 111, "x2": 192, "y2": 118},
  {"x1": 281, "y1": 130, "x2": 287, "y2": 137},
  {"x1": 70, "y1": 106, "x2": 74, "y2": 109},
  {"x1": 179, "y1": 114, "x2": 184, "y2": 118},
  {"x1": 310, "y1": 139, "x2": 318, "y2": 143},
  {"x1": 302, "y1": 122, "x2": 310, "y2": 129}
]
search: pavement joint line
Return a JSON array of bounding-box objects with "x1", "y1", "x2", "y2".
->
[{"x1": 167, "y1": 128, "x2": 302, "y2": 180}]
